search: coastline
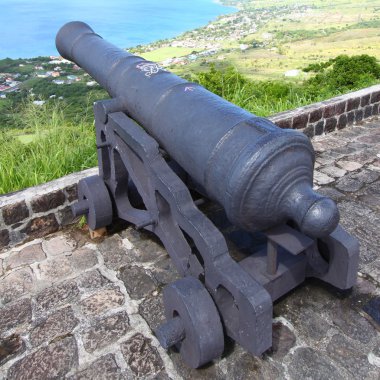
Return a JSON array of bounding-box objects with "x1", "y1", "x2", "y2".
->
[{"x1": 0, "y1": 0, "x2": 238, "y2": 60}]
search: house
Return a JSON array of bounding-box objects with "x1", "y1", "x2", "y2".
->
[{"x1": 33, "y1": 100, "x2": 45, "y2": 106}]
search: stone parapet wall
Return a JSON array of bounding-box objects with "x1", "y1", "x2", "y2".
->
[
  {"x1": 1, "y1": 84, "x2": 380, "y2": 250},
  {"x1": 269, "y1": 84, "x2": 380, "y2": 137},
  {"x1": 0, "y1": 168, "x2": 97, "y2": 250}
]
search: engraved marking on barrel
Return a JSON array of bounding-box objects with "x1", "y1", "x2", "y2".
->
[
  {"x1": 185, "y1": 86, "x2": 195, "y2": 92},
  {"x1": 136, "y1": 62, "x2": 166, "y2": 77}
]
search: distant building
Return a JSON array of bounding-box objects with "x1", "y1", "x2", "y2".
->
[
  {"x1": 33, "y1": 100, "x2": 45, "y2": 106},
  {"x1": 284, "y1": 69, "x2": 301, "y2": 77}
]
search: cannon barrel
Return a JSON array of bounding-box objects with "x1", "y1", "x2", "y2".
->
[{"x1": 56, "y1": 21, "x2": 339, "y2": 238}]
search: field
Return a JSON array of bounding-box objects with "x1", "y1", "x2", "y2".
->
[{"x1": 168, "y1": 0, "x2": 380, "y2": 81}]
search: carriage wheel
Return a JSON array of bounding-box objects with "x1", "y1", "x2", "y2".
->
[
  {"x1": 155, "y1": 277, "x2": 224, "y2": 368},
  {"x1": 71, "y1": 175, "x2": 113, "y2": 230}
]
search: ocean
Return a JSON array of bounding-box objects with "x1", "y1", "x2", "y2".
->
[{"x1": 0, "y1": 0, "x2": 234, "y2": 59}]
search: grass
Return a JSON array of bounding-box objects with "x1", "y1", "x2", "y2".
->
[{"x1": 0, "y1": 101, "x2": 97, "y2": 194}]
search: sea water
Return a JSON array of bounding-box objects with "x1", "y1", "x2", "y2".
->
[{"x1": 0, "y1": 0, "x2": 234, "y2": 59}]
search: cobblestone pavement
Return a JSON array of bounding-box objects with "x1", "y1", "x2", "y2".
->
[{"x1": 0, "y1": 118, "x2": 380, "y2": 380}]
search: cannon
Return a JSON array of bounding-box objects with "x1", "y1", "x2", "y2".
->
[{"x1": 57, "y1": 22, "x2": 359, "y2": 368}]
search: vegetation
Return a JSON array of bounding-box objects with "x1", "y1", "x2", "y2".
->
[
  {"x1": 0, "y1": 80, "x2": 107, "y2": 130},
  {"x1": 302, "y1": 55, "x2": 380, "y2": 96},
  {"x1": 194, "y1": 54, "x2": 380, "y2": 116},
  {"x1": 0, "y1": 101, "x2": 97, "y2": 194}
]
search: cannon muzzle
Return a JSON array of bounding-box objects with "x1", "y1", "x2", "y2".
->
[{"x1": 56, "y1": 21, "x2": 339, "y2": 238}]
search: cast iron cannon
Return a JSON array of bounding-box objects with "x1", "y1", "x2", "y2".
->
[{"x1": 57, "y1": 21, "x2": 359, "y2": 368}]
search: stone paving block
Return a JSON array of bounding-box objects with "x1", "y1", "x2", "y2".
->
[
  {"x1": 5, "y1": 243, "x2": 46, "y2": 271},
  {"x1": 139, "y1": 294, "x2": 165, "y2": 331},
  {"x1": 76, "y1": 269, "x2": 110, "y2": 290},
  {"x1": 0, "y1": 334, "x2": 25, "y2": 365},
  {"x1": 31, "y1": 190, "x2": 66, "y2": 213},
  {"x1": 352, "y1": 169, "x2": 380, "y2": 184},
  {"x1": 349, "y1": 150, "x2": 378, "y2": 165},
  {"x1": 217, "y1": 351, "x2": 282, "y2": 380},
  {"x1": 29, "y1": 306, "x2": 79, "y2": 347},
  {"x1": 67, "y1": 353, "x2": 123, "y2": 380},
  {"x1": 151, "y1": 255, "x2": 180, "y2": 287},
  {"x1": 65, "y1": 184, "x2": 78, "y2": 202},
  {"x1": 331, "y1": 305, "x2": 376, "y2": 345},
  {"x1": 0, "y1": 229, "x2": 10, "y2": 248},
  {"x1": 119, "y1": 265, "x2": 156, "y2": 300},
  {"x1": 21, "y1": 213, "x2": 59, "y2": 240},
  {"x1": 81, "y1": 311, "x2": 130, "y2": 353},
  {"x1": 34, "y1": 280, "x2": 80, "y2": 314},
  {"x1": 39, "y1": 256, "x2": 74, "y2": 282},
  {"x1": 320, "y1": 165, "x2": 347, "y2": 178},
  {"x1": 327, "y1": 334, "x2": 375, "y2": 378},
  {"x1": 336, "y1": 175, "x2": 364, "y2": 192},
  {"x1": 288, "y1": 347, "x2": 343, "y2": 380},
  {"x1": 338, "y1": 201, "x2": 380, "y2": 265},
  {"x1": 325, "y1": 117, "x2": 337, "y2": 133},
  {"x1": 294, "y1": 307, "x2": 334, "y2": 342},
  {"x1": 270, "y1": 321, "x2": 296, "y2": 359},
  {"x1": 336, "y1": 160, "x2": 363, "y2": 171},
  {"x1": 42, "y1": 235, "x2": 76, "y2": 257},
  {"x1": 79, "y1": 288, "x2": 124, "y2": 316},
  {"x1": 0, "y1": 267, "x2": 35, "y2": 304},
  {"x1": 2, "y1": 201, "x2": 29, "y2": 226},
  {"x1": 315, "y1": 120, "x2": 324, "y2": 135},
  {"x1": 355, "y1": 109, "x2": 364, "y2": 123},
  {"x1": 0, "y1": 298, "x2": 32, "y2": 335},
  {"x1": 368, "y1": 343, "x2": 380, "y2": 368},
  {"x1": 58, "y1": 206, "x2": 76, "y2": 226},
  {"x1": 292, "y1": 113, "x2": 308, "y2": 130},
  {"x1": 358, "y1": 133, "x2": 380, "y2": 144},
  {"x1": 69, "y1": 247, "x2": 98, "y2": 271},
  {"x1": 120, "y1": 229, "x2": 167, "y2": 263},
  {"x1": 316, "y1": 187, "x2": 345, "y2": 202},
  {"x1": 309, "y1": 108, "x2": 323, "y2": 123},
  {"x1": 313, "y1": 171, "x2": 335, "y2": 185},
  {"x1": 99, "y1": 235, "x2": 132, "y2": 271},
  {"x1": 120, "y1": 333, "x2": 164, "y2": 377},
  {"x1": 7, "y1": 335, "x2": 78, "y2": 380},
  {"x1": 330, "y1": 145, "x2": 357, "y2": 156}
]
